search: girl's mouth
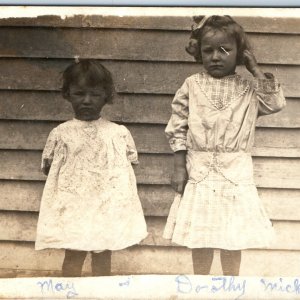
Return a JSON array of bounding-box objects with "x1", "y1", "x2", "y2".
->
[
  {"x1": 79, "y1": 107, "x2": 93, "y2": 112},
  {"x1": 210, "y1": 65, "x2": 223, "y2": 69}
]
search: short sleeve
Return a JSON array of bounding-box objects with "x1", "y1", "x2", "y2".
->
[
  {"x1": 41, "y1": 127, "x2": 58, "y2": 171},
  {"x1": 165, "y1": 78, "x2": 189, "y2": 152},
  {"x1": 252, "y1": 73, "x2": 286, "y2": 116},
  {"x1": 121, "y1": 126, "x2": 139, "y2": 165}
]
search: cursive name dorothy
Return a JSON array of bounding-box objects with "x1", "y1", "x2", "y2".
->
[{"x1": 176, "y1": 275, "x2": 247, "y2": 299}]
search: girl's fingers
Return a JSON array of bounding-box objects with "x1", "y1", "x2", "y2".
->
[
  {"x1": 177, "y1": 180, "x2": 187, "y2": 194},
  {"x1": 243, "y1": 50, "x2": 254, "y2": 60},
  {"x1": 243, "y1": 49, "x2": 251, "y2": 56},
  {"x1": 171, "y1": 180, "x2": 186, "y2": 194},
  {"x1": 42, "y1": 165, "x2": 50, "y2": 175},
  {"x1": 177, "y1": 183, "x2": 183, "y2": 193},
  {"x1": 244, "y1": 50, "x2": 256, "y2": 61}
]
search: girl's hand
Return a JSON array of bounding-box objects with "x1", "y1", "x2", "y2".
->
[
  {"x1": 42, "y1": 159, "x2": 52, "y2": 175},
  {"x1": 243, "y1": 50, "x2": 266, "y2": 78},
  {"x1": 171, "y1": 150, "x2": 188, "y2": 194},
  {"x1": 171, "y1": 166, "x2": 188, "y2": 194}
]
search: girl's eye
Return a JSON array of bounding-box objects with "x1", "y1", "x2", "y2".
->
[
  {"x1": 70, "y1": 90, "x2": 105, "y2": 97},
  {"x1": 90, "y1": 93, "x2": 104, "y2": 97},
  {"x1": 72, "y1": 92, "x2": 85, "y2": 96},
  {"x1": 220, "y1": 47, "x2": 231, "y2": 54},
  {"x1": 202, "y1": 48, "x2": 213, "y2": 53}
]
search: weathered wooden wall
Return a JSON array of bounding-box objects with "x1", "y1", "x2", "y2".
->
[{"x1": 0, "y1": 12, "x2": 299, "y2": 277}]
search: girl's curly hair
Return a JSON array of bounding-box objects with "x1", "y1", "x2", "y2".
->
[
  {"x1": 62, "y1": 59, "x2": 115, "y2": 103},
  {"x1": 186, "y1": 15, "x2": 251, "y2": 65}
]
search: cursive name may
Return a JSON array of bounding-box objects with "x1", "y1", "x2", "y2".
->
[{"x1": 37, "y1": 279, "x2": 78, "y2": 299}]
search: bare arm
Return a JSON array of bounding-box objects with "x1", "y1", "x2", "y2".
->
[{"x1": 171, "y1": 150, "x2": 188, "y2": 194}]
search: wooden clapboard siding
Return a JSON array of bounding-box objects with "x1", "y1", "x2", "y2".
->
[
  {"x1": 0, "y1": 120, "x2": 299, "y2": 157},
  {"x1": 0, "y1": 59, "x2": 299, "y2": 98},
  {"x1": 0, "y1": 14, "x2": 299, "y2": 34},
  {"x1": 0, "y1": 12, "x2": 299, "y2": 277},
  {"x1": 1, "y1": 28, "x2": 299, "y2": 65},
  {"x1": 0, "y1": 150, "x2": 299, "y2": 188},
  {"x1": 0, "y1": 212, "x2": 299, "y2": 251},
  {"x1": 0, "y1": 241, "x2": 299, "y2": 277},
  {"x1": 256, "y1": 98, "x2": 300, "y2": 128},
  {"x1": 1, "y1": 91, "x2": 299, "y2": 128},
  {"x1": 0, "y1": 181, "x2": 300, "y2": 221}
]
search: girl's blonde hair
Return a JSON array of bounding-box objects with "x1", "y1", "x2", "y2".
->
[{"x1": 186, "y1": 15, "x2": 251, "y2": 65}]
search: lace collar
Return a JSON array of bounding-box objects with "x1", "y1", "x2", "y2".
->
[{"x1": 195, "y1": 72, "x2": 250, "y2": 110}]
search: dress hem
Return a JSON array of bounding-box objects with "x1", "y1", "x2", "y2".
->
[
  {"x1": 162, "y1": 237, "x2": 274, "y2": 251},
  {"x1": 35, "y1": 231, "x2": 149, "y2": 252}
]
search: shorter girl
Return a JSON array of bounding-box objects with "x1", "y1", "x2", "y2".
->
[
  {"x1": 163, "y1": 15, "x2": 285, "y2": 276},
  {"x1": 35, "y1": 60, "x2": 148, "y2": 277}
]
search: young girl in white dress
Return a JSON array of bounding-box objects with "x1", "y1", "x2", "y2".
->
[
  {"x1": 35, "y1": 60, "x2": 148, "y2": 277},
  {"x1": 163, "y1": 15, "x2": 286, "y2": 276}
]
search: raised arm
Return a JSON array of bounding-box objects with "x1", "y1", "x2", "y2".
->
[
  {"x1": 243, "y1": 50, "x2": 286, "y2": 116},
  {"x1": 253, "y1": 73, "x2": 286, "y2": 116}
]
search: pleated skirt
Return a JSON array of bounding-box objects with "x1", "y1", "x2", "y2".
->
[{"x1": 163, "y1": 171, "x2": 275, "y2": 250}]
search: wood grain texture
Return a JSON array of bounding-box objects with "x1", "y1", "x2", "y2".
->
[
  {"x1": 0, "y1": 59, "x2": 298, "y2": 97},
  {"x1": 0, "y1": 212, "x2": 299, "y2": 251},
  {"x1": 0, "y1": 150, "x2": 299, "y2": 188},
  {"x1": 0, "y1": 121, "x2": 299, "y2": 157},
  {"x1": 0, "y1": 15, "x2": 299, "y2": 34},
  {"x1": 0, "y1": 181, "x2": 300, "y2": 221},
  {"x1": 1, "y1": 28, "x2": 299, "y2": 65},
  {"x1": 0, "y1": 91, "x2": 298, "y2": 128}
]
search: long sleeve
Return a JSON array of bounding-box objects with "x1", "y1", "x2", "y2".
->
[
  {"x1": 253, "y1": 73, "x2": 286, "y2": 116},
  {"x1": 165, "y1": 78, "x2": 190, "y2": 152}
]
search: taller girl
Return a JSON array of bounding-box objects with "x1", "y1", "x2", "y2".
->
[{"x1": 163, "y1": 15, "x2": 286, "y2": 276}]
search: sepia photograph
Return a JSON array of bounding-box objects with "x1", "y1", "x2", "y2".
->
[{"x1": 0, "y1": 5, "x2": 299, "y2": 299}]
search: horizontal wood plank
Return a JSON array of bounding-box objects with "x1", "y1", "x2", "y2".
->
[
  {"x1": 256, "y1": 98, "x2": 300, "y2": 128},
  {"x1": 0, "y1": 212, "x2": 299, "y2": 251},
  {"x1": 0, "y1": 121, "x2": 299, "y2": 158},
  {"x1": 0, "y1": 59, "x2": 298, "y2": 98},
  {"x1": 0, "y1": 15, "x2": 299, "y2": 34},
  {"x1": 1, "y1": 28, "x2": 299, "y2": 65},
  {"x1": 1, "y1": 181, "x2": 299, "y2": 221},
  {"x1": 0, "y1": 150, "x2": 298, "y2": 188},
  {"x1": 0, "y1": 241, "x2": 299, "y2": 276},
  {"x1": 0, "y1": 91, "x2": 298, "y2": 128}
]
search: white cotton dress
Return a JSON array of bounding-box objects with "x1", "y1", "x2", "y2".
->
[
  {"x1": 35, "y1": 117, "x2": 148, "y2": 251},
  {"x1": 163, "y1": 72, "x2": 286, "y2": 250}
]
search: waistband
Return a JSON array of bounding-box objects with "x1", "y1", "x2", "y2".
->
[{"x1": 186, "y1": 150, "x2": 254, "y2": 185}]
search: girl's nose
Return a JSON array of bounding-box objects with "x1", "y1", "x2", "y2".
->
[
  {"x1": 83, "y1": 94, "x2": 91, "y2": 103},
  {"x1": 211, "y1": 50, "x2": 220, "y2": 61}
]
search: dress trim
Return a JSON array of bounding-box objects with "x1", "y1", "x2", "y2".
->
[{"x1": 195, "y1": 72, "x2": 250, "y2": 110}]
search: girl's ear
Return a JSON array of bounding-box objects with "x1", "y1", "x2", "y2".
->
[
  {"x1": 62, "y1": 90, "x2": 70, "y2": 101},
  {"x1": 105, "y1": 93, "x2": 114, "y2": 104}
]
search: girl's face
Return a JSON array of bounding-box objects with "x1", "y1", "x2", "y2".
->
[
  {"x1": 67, "y1": 79, "x2": 107, "y2": 121},
  {"x1": 201, "y1": 29, "x2": 238, "y2": 78}
]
